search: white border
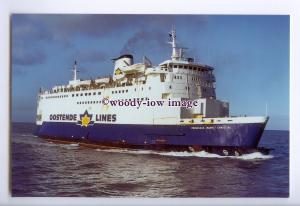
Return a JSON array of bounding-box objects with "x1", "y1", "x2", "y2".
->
[{"x1": 1, "y1": 0, "x2": 299, "y2": 205}]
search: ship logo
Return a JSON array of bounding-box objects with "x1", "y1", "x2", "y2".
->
[
  {"x1": 77, "y1": 110, "x2": 94, "y2": 127},
  {"x1": 114, "y1": 68, "x2": 123, "y2": 75}
]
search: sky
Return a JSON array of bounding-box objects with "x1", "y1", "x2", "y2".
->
[{"x1": 11, "y1": 14, "x2": 289, "y2": 130}]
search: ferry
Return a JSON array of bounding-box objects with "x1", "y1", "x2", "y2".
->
[{"x1": 35, "y1": 27, "x2": 270, "y2": 156}]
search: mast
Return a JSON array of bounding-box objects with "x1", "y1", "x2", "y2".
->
[
  {"x1": 72, "y1": 60, "x2": 78, "y2": 81},
  {"x1": 168, "y1": 26, "x2": 178, "y2": 60},
  {"x1": 168, "y1": 26, "x2": 187, "y2": 61}
]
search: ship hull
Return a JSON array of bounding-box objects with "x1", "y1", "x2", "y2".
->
[{"x1": 35, "y1": 121, "x2": 267, "y2": 152}]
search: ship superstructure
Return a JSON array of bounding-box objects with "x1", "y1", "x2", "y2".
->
[{"x1": 35, "y1": 27, "x2": 269, "y2": 156}]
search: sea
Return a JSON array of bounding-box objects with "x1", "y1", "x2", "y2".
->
[{"x1": 11, "y1": 122, "x2": 289, "y2": 197}]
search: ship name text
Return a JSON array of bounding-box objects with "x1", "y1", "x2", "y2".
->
[{"x1": 49, "y1": 113, "x2": 117, "y2": 122}]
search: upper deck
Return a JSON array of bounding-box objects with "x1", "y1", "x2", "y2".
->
[{"x1": 39, "y1": 27, "x2": 217, "y2": 100}]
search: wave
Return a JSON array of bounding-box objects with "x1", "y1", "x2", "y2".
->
[
  {"x1": 95, "y1": 148, "x2": 273, "y2": 160},
  {"x1": 58, "y1": 143, "x2": 80, "y2": 150},
  {"x1": 19, "y1": 134, "x2": 38, "y2": 138},
  {"x1": 234, "y1": 152, "x2": 273, "y2": 160},
  {"x1": 160, "y1": 151, "x2": 273, "y2": 160}
]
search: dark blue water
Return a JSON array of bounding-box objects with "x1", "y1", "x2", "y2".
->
[{"x1": 11, "y1": 122, "x2": 289, "y2": 197}]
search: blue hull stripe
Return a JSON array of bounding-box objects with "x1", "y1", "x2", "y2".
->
[{"x1": 35, "y1": 122, "x2": 267, "y2": 148}]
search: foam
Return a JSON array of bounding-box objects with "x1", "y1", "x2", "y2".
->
[{"x1": 95, "y1": 148, "x2": 273, "y2": 160}]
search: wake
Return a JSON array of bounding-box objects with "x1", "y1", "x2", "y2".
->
[{"x1": 95, "y1": 148, "x2": 273, "y2": 160}]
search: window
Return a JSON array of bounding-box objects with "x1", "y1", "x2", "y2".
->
[
  {"x1": 126, "y1": 90, "x2": 128, "y2": 92},
  {"x1": 184, "y1": 66, "x2": 187, "y2": 69},
  {"x1": 112, "y1": 91, "x2": 114, "y2": 94},
  {"x1": 72, "y1": 94, "x2": 74, "y2": 97},
  {"x1": 189, "y1": 66, "x2": 192, "y2": 69},
  {"x1": 179, "y1": 65, "x2": 183, "y2": 68},
  {"x1": 149, "y1": 87, "x2": 151, "y2": 90},
  {"x1": 98, "y1": 92, "x2": 101, "y2": 95},
  {"x1": 174, "y1": 65, "x2": 178, "y2": 68},
  {"x1": 93, "y1": 92, "x2": 96, "y2": 95},
  {"x1": 85, "y1": 93, "x2": 87, "y2": 96},
  {"x1": 76, "y1": 94, "x2": 78, "y2": 96},
  {"x1": 89, "y1": 93, "x2": 91, "y2": 96},
  {"x1": 81, "y1": 93, "x2": 83, "y2": 96},
  {"x1": 122, "y1": 90, "x2": 124, "y2": 93},
  {"x1": 169, "y1": 85, "x2": 172, "y2": 89}
]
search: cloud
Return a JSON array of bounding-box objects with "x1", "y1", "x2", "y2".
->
[
  {"x1": 12, "y1": 14, "x2": 207, "y2": 46},
  {"x1": 12, "y1": 49, "x2": 46, "y2": 66},
  {"x1": 77, "y1": 50, "x2": 107, "y2": 63},
  {"x1": 11, "y1": 14, "x2": 208, "y2": 69}
]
